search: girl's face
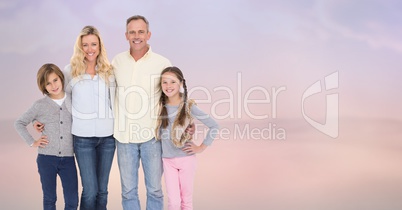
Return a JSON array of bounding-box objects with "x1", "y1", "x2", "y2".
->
[
  {"x1": 161, "y1": 72, "x2": 182, "y2": 99},
  {"x1": 45, "y1": 72, "x2": 64, "y2": 99},
  {"x1": 81, "y1": 34, "x2": 100, "y2": 64}
]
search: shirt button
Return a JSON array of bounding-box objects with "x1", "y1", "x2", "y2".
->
[
  {"x1": 60, "y1": 108, "x2": 62, "y2": 110},
  {"x1": 60, "y1": 121, "x2": 63, "y2": 124},
  {"x1": 60, "y1": 136, "x2": 63, "y2": 139}
]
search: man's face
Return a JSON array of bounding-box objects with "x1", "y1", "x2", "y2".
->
[{"x1": 125, "y1": 19, "x2": 151, "y2": 53}]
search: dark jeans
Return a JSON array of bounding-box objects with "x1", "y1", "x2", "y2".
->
[{"x1": 37, "y1": 154, "x2": 78, "y2": 210}]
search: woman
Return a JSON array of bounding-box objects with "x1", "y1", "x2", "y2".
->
[{"x1": 68, "y1": 25, "x2": 115, "y2": 210}]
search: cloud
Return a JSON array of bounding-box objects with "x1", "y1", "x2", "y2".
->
[
  {"x1": 0, "y1": 0, "x2": 17, "y2": 10},
  {"x1": 316, "y1": 0, "x2": 402, "y2": 53},
  {"x1": 0, "y1": 0, "x2": 82, "y2": 54},
  {"x1": 229, "y1": 0, "x2": 402, "y2": 54}
]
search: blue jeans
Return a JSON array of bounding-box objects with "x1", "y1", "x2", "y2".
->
[
  {"x1": 116, "y1": 138, "x2": 163, "y2": 210},
  {"x1": 73, "y1": 135, "x2": 116, "y2": 210},
  {"x1": 37, "y1": 154, "x2": 78, "y2": 210}
]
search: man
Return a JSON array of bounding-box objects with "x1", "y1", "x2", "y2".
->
[{"x1": 112, "y1": 15, "x2": 170, "y2": 210}]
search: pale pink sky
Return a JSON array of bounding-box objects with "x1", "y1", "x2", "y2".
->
[{"x1": 1, "y1": 0, "x2": 402, "y2": 209}]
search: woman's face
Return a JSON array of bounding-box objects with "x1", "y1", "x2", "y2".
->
[{"x1": 81, "y1": 34, "x2": 100, "y2": 64}]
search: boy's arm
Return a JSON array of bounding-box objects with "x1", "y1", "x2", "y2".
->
[{"x1": 15, "y1": 104, "x2": 39, "y2": 146}]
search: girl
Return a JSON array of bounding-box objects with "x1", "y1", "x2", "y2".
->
[
  {"x1": 155, "y1": 66, "x2": 219, "y2": 210},
  {"x1": 14, "y1": 63, "x2": 78, "y2": 210}
]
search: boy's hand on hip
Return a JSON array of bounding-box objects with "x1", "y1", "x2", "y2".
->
[{"x1": 32, "y1": 136, "x2": 49, "y2": 148}]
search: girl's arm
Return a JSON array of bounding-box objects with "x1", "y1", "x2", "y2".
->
[{"x1": 182, "y1": 104, "x2": 219, "y2": 155}]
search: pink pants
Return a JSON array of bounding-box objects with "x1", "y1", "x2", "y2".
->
[{"x1": 163, "y1": 155, "x2": 197, "y2": 210}]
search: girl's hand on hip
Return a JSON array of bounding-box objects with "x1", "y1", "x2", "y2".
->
[{"x1": 182, "y1": 142, "x2": 207, "y2": 155}]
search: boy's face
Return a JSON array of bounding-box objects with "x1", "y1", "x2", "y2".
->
[{"x1": 45, "y1": 72, "x2": 64, "y2": 99}]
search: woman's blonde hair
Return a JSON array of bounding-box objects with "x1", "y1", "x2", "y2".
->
[{"x1": 70, "y1": 25, "x2": 113, "y2": 83}]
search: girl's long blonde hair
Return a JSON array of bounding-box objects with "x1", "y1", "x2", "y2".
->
[{"x1": 70, "y1": 25, "x2": 113, "y2": 83}]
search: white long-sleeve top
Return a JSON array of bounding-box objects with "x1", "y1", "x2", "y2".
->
[{"x1": 64, "y1": 65, "x2": 115, "y2": 137}]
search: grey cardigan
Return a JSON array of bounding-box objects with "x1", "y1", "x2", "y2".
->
[{"x1": 14, "y1": 94, "x2": 74, "y2": 157}]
